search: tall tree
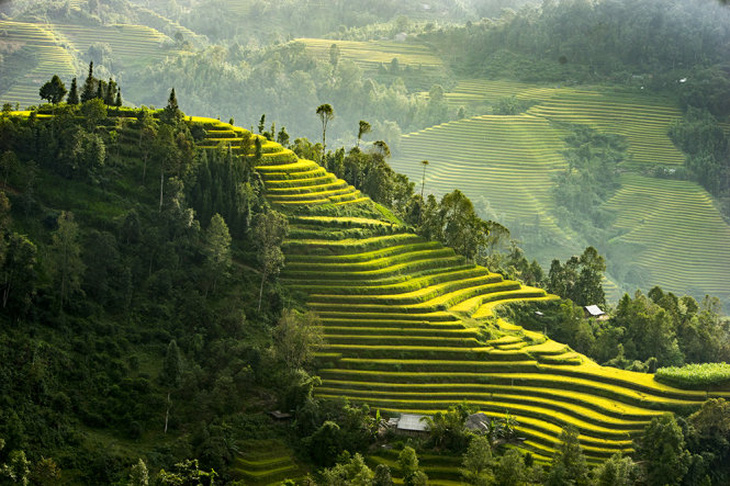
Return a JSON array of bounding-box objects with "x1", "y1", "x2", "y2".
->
[
  {"x1": 357, "y1": 120, "x2": 371, "y2": 148},
  {"x1": 547, "y1": 427, "x2": 589, "y2": 486},
  {"x1": 420, "y1": 159, "x2": 429, "y2": 198},
  {"x1": 67, "y1": 77, "x2": 79, "y2": 105},
  {"x1": 202, "y1": 213, "x2": 232, "y2": 295},
  {"x1": 460, "y1": 435, "x2": 494, "y2": 486},
  {"x1": 274, "y1": 309, "x2": 324, "y2": 371},
  {"x1": 39, "y1": 75, "x2": 67, "y2": 105},
  {"x1": 637, "y1": 414, "x2": 691, "y2": 486},
  {"x1": 439, "y1": 189, "x2": 489, "y2": 262},
  {"x1": 316, "y1": 103, "x2": 334, "y2": 157},
  {"x1": 80, "y1": 61, "x2": 97, "y2": 103},
  {"x1": 252, "y1": 210, "x2": 289, "y2": 311},
  {"x1": 48, "y1": 211, "x2": 85, "y2": 311},
  {"x1": 161, "y1": 88, "x2": 183, "y2": 126},
  {"x1": 399, "y1": 447, "x2": 428, "y2": 486}
]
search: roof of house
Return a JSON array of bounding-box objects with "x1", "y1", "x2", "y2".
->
[
  {"x1": 396, "y1": 414, "x2": 429, "y2": 432},
  {"x1": 464, "y1": 413, "x2": 490, "y2": 432},
  {"x1": 585, "y1": 305, "x2": 605, "y2": 316}
]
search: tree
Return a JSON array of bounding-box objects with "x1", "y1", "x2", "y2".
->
[
  {"x1": 423, "y1": 401, "x2": 475, "y2": 452},
  {"x1": 495, "y1": 449, "x2": 528, "y2": 486},
  {"x1": 373, "y1": 464, "x2": 393, "y2": 486},
  {"x1": 420, "y1": 160, "x2": 429, "y2": 198},
  {"x1": 1, "y1": 232, "x2": 37, "y2": 313},
  {"x1": 277, "y1": 126, "x2": 290, "y2": 147},
  {"x1": 80, "y1": 98, "x2": 107, "y2": 132},
  {"x1": 202, "y1": 213, "x2": 232, "y2": 295},
  {"x1": 157, "y1": 459, "x2": 216, "y2": 486},
  {"x1": 594, "y1": 453, "x2": 638, "y2": 486},
  {"x1": 637, "y1": 414, "x2": 690, "y2": 486},
  {"x1": 320, "y1": 453, "x2": 374, "y2": 486},
  {"x1": 547, "y1": 427, "x2": 589, "y2": 486},
  {"x1": 30, "y1": 457, "x2": 62, "y2": 486},
  {"x1": 398, "y1": 447, "x2": 428, "y2": 486},
  {"x1": 0, "y1": 449, "x2": 31, "y2": 485},
  {"x1": 252, "y1": 210, "x2": 289, "y2": 311},
  {"x1": 128, "y1": 459, "x2": 149, "y2": 486},
  {"x1": 80, "y1": 61, "x2": 97, "y2": 103},
  {"x1": 160, "y1": 339, "x2": 182, "y2": 434},
  {"x1": 439, "y1": 189, "x2": 489, "y2": 262},
  {"x1": 460, "y1": 435, "x2": 494, "y2": 486},
  {"x1": 39, "y1": 75, "x2": 67, "y2": 105},
  {"x1": 316, "y1": 103, "x2": 335, "y2": 157},
  {"x1": 357, "y1": 120, "x2": 371, "y2": 148},
  {"x1": 67, "y1": 77, "x2": 79, "y2": 105},
  {"x1": 274, "y1": 309, "x2": 324, "y2": 370},
  {"x1": 307, "y1": 421, "x2": 342, "y2": 467},
  {"x1": 49, "y1": 211, "x2": 85, "y2": 311},
  {"x1": 161, "y1": 88, "x2": 183, "y2": 125}
]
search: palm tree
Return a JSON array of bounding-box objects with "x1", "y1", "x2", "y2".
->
[
  {"x1": 316, "y1": 103, "x2": 335, "y2": 159},
  {"x1": 420, "y1": 160, "x2": 429, "y2": 198},
  {"x1": 357, "y1": 120, "x2": 371, "y2": 148}
]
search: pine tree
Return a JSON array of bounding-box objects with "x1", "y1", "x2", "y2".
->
[
  {"x1": 161, "y1": 88, "x2": 182, "y2": 125},
  {"x1": 67, "y1": 77, "x2": 79, "y2": 105},
  {"x1": 115, "y1": 88, "x2": 122, "y2": 107},
  {"x1": 104, "y1": 78, "x2": 117, "y2": 106},
  {"x1": 80, "y1": 61, "x2": 97, "y2": 103}
]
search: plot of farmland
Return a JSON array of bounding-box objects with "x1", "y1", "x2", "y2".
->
[
  {"x1": 603, "y1": 174, "x2": 730, "y2": 303},
  {"x1": 390, "y1": 113, "x2": 581, "y2": 262},
  {"x1": 51, "y1": 23, "x2": 175, "y2": 71},
  {"x1": 0, "y1": 21, "x2": 77, "y2": 108},
  {"x1": 394, "y1": 79, "x2": 730, "y2": 305},
  {"x1": 191, "y1": 123, "x2": 730, "y2": 463}
]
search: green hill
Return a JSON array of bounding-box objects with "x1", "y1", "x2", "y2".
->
[{"x1": 194, "y1": 120, "x2": 730, "y2": 464}]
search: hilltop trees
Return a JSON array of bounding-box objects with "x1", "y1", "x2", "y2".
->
[
  {"x1": 547, "y1": 246, "x2": 606, "y2": 307},
  {"x1": 80, "y1": 61, "x2": 98, "y2": 103},
  {"x1": 67, "y1": 78, "x2": 79, "y2": 105},
  {"x1": 39, "y1": 75, "x2": 67, "y2": 105}
]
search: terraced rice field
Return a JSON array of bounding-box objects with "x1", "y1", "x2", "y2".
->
[
  {"x1": 51, "y1": 23, "x2": 175, "y2": 71},
  {"x1": 231, "y1": 439, "x2": 306, "y2": 485},
  {"x1": 526, "y1": 89, "x2": 685, "y2": 169},
  {"x1": 297, "y1": 38, "x2": 444, "y2": 70},
  {"x1": 603, "y1": 174, "x2": 730, "y2": 303},
  {"x1": 192, "y1": 123, "x2": 730, "y2": 464},
  {"x1": 394, "y1": 80, "x2": 730, "y2": 306},
  {"x1": 0, "y1": 21, "x2": 77, "y2": 108},
  {"x1": 390, "y1": 113, "x2": 582, "y2": 262}
]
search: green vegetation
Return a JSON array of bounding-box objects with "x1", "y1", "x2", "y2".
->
[
  {"x1": 2, "y1": 0, "x2": 730, "y2": 484},
  {"x1": 656, "y1": 363, "x2": 730, "y2": 389}
]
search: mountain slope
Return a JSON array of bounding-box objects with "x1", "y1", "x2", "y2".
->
[{"x1": 198, "y1": 120, "x2": 730, "y2": 464}]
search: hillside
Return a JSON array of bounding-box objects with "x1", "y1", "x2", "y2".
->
[
  {"x1": 194, "y1": 118, "x2": 730, "y2": 465},
  {"x1": 391, "y1": 82, "x2": 730, "y2": 310}
]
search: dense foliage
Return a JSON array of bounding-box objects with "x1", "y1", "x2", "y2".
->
[{"x1": 656, "y1": 363, "x2": 730, "y2": 389}]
